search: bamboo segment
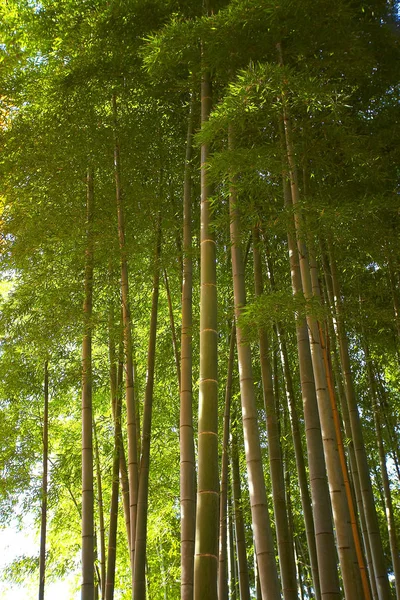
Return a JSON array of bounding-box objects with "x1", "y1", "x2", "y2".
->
[
  {"x1": 264, "y1": 231, "x2": 321, "y2": 600},
  {"x1": 133, "y1": 223, "x2": 161, "y2": 600},
  {"x1": 39, "y1": 360, "x2": 49, "y2": 600},
  {"x1": 253, "y1": 228, "x2": 297, "y2": 600},
  {"x1": 112, "y1": 94, "x2": 139, "y2": 582},
  {"x1": 180, "y1": 96, "x2": 195, "y2": 600},
  {"x1": 282, "y1": 100, "x2": 364, "y2": 597},
  {"x1": 329, "y1": 247, "x2": 392, "y2": 600},
  {"x1": 319, "y1": 325, "x2": 371, "y2": 600},
  {"x1": 231, "y1": 420, "x2": 251, "y2": 600},
  {"x1": 365, "y1": 348, "x2": 400, "y2": 600},
  {"x1": 229, "y1": 129, "x2": 280, "y2": 600},
  {"x1": 82, "y1": 166, "x2": 95, "y2": 600},
  {"x1": 194, "y1": 13, "x2": 219, "y2": 596},
  {"x1": 218, "y1": 325, "x2": 235, "y2": 600},
  {"x1": 283, "y1": 177, "x2": 341, "y2": 600},
  {"x1": 93, "y1": 420, "x2": 106, "y2": 600},
  {"x1": 105, "y1": 330, "x2": 122, "y2": 600}
]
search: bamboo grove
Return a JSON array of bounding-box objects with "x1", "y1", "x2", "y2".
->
[{"x1": 0, "y1": 0, "x2": 399, "y2": 599}]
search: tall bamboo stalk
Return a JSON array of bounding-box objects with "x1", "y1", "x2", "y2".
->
[
  {"x1": 283, "y1": 176, "x2": 340, "y2": 600},
  {"x1": 93, "y1": 420, "x2": 106, "y2": 600},
  {"x1": 218, "y1": 324, "x2": 236, "y2": 600},
  {"x1": 231, "y1": 420, "x2": 251, "y2": 600},
  {"x1": 112, "y1": 94, "x2": 139, "y2": 580},
  {"x1": 105, "y1": 332, "x2": 122, "y2": 600},
  {"x1": 163, "y1": 266, "x2": 181, "y2": 389},
  {"x1": 319, "y1": 324, "x2": 370, "y2": 600},
  {"x1": 253, "y1": 228, "x2": 297, "y2": 600},
  {"x1": 228, "y1": 481, "x2": 238, "y2": 600},
  {"x1": 320, "y1": 245, "x2": 377, "y2": 600},
  {"x1": 329, "y1": 244, "x2": 392, "y2": 600},
  {"x1": 229, "y1": 128, "x2": 280, "y2": 600},
  {"x1": 133, "y1": 222, "x2": 161, "y2": 600},
  {"x1": 82, "y1": 166, "x2": 95, "y2": 600},
  {"x1": 264, "y1": 232, "x2": 321, "y2": 600},
  {"x1": 365, "y1": 346, "x2": 400, "y2": 600},
  {"x1": 39, "y1": 360, "x2": 49, "y2": 600},
  {"x1": 281, "y1": 95, "x2": 363, "y2": 596},
  {"x1": 194, "y1": 4, "x2": 219, "y2": 594},
  {"x1": 180, "y1": 95, "x2": 195, "y2": 600}
]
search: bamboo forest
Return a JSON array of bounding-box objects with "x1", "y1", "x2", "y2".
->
[{"x1": 1, "y1": 0, "x2": 400, "y2": 599}]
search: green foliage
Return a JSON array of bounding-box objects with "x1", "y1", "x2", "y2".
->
[{"x1": 0, "y1": 0, "x2": 399, "y2": 597}]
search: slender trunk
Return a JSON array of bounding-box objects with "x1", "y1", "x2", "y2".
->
[
  {"x1": 319, "y1": 324, "x2": 370, "y2": 600},
  {"x1": 365, "y1": 348, "x2": 400, "y2": 600},
  {"x1": 94, "y1": 535, "x2": 100, "y2": 600},
  {"x1": 387, "y1": 251, "x2": 400, "y2": 340},
  {"x1": 180, "y1": 95, "x2": 195, "y2": 600},
  {"x1": 109, "y1": 321, "x2": 131, "y2": 552},
  {"x1": 163, "y1": 267, "x2": 181, "y2": 389},
  {"x1": 105, "y1": 334, "x2": 122, "y2": 600},
  {"x1": 282, "y1": 98, "x2": 359, "y2": 598},
  {"x1": 228, "y1": 482, "x2": 238, "y2": 600},
  {"x1": 94, "y1": 420, "x2": 106, "y2": 600},
  {"x1": 112, "y1": 94, "x2": 138, "y2": 579},
  {"x1": 218, "y1": 325, "x2": 236, "y2": 600},
  {"x1": 278, "y1": 326, "x2": 321, "y2": 600},
  {"x1": 329, "y1": 245, "x2": 392, "y2": 600},
  {"x1": 194, "y1": 11, "x2": 219, "y2": 596},
  {"x1": 39, "y1": 360, "x2": 49, "y2": 600},
  {"x1": 320, "y1": 245, "x2": 376, "y2": 600},
  {"x1": 132, "y1": 223, "x2": 161, "y2": 600},
  {"x1": 82, "y1": 166, "x2": 95, "y2": 600},
  {"x1": 253, "y1": 228, "x2": 297, "y2": 600},
  {"x1": 117, "y1": 371, "x2": 131, "y2": 552},
  {"x1": 229, "y1": 129, "x2": 280, "y2": 600},
  {"x1": 264, "y1": 232, "x2": 321, "y2": 600},
  {"x1": 283, "y1": 176, "x2": 340, "y2": 600},
  {"x1": 231, "y1": 422, "x2": 251, "y2": 600}
]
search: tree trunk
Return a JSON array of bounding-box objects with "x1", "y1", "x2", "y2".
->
[
  {"x1": 180, "y1": 94, "x2": 195, "y2": 600},
  {"x1": 82, "y1": 166, "x2": 95, "y2": 600},
  {"x1": 228, "y1": 482, "x2": 238, "y2": 600},
  {"x1": 365, "y1": 347, "x2": 400, "y2": 600},
  {"x1": 320, "y1": 245, "x2": 376, "y2": 600},
  {"x1": 319, "y1": 324, "x2": 370, "y2": 600},
  {"x1": 39, "y1": 360, "x2": 49, "y2": 600},
  {"x1": 194, "y1": 8, "x2": 219, "y2": 595},
  {"x1": 229, "y1": 129, "x2": 280, "y2": 600},
  {"x1": 94, "y1": 420, "x2": 106, "y2": 600},
  {"x1": 105, "y1": 332, "x2": 122, "y2": 600},
  {"x1": 231, "y1": 420, "x2": 251, "y2": 600},
  {"x1": 163, "y1": 266, "x2": 181, "y2": 389},
  {"x1": 132, "y1": 222, "x2": 161, "y2": 600},
  {"x1": 283, "y1": 175, "x2": 340, "y2": 600},
  {"x1": 253, "y1": 228, "x2": 297, "y2": 600},
  {"x1": 218, "y1": 324, "x2": 235, "y2": 600},
  {"x1": 282, "y1": 100, "x2": 361, "y2": 597},
  {"x1": 112, "y1": 93, "x2": 139, "y2": 580},
  {"x1": 263, "y1": 231, "x2": 321, "y2": 600},
  {"x1": 328, "y1": 244, "x2": 392, "y2": 600}
]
